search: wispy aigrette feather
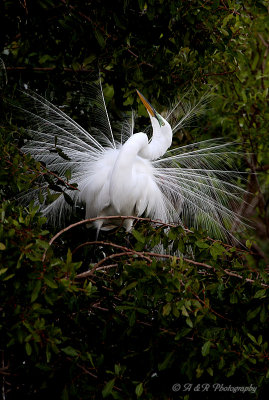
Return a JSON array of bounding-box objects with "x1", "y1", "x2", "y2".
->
[{"x1": 18, "y1": 81, "x2": 247, "y2": 241}]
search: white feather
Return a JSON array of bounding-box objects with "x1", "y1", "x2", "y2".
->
[{"x1": 18, "y1": 83, "x2": 247, "y2": 241}]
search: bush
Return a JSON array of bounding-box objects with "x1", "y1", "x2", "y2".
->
[{"x1": 1, "y1": 0, "x2": 269, "y2": 398}]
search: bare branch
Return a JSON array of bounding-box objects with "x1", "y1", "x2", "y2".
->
[{"x1": 42, "y1": 216, "x2": 184, "y2": 261}]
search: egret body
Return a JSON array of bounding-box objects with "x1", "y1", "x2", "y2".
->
[{"x1": 19, "y1": 83, "x2": 246, "y2": 241}]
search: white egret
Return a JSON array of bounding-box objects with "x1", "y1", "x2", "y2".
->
[{"x1": 19, "y1": 82, "x2": 247, "y2": 241}]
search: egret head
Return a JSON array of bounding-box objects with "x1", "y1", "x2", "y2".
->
[
  {"x1": 136, "y1": 89, "x2": 166, "y2": 127},
  {"x1": 136, "y1": 90, "x2": 172, "y2": 160}
]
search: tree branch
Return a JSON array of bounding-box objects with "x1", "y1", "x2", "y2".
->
[{"x1": 42, "y1": 216, "x2": 183, "y2": 261}]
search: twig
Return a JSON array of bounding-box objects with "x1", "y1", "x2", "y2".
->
[
  {"x1": 42, "y1": 216, "x2": 184, "y2": 261},
  {"x1": 73, "y1": 240, "x2": 138, "y2": 256},
  {"x1": 95, "y1": 264, "x2": 118, "y2": 271},
  {"x1": 222, "y1": 269, "x2": 268, "y2": 287},
  {"x1": 68, "y1": 359, "x2": 98, "y2": 379},
  {"x1": 2, "y1": 151, "x2": 78, "y2": 191},
  {"x1": 191, "y1": 290, "x2": 231, "y2": 321},
  {"x1": 67, "y1": 357, "x2": 122, "y2": 391},
  {"x1": 75, "y1": 244, "x2": 269, "y2": 288},
  {"x1": 1, "y1": 351, "x2": 6, "y2": 400},
  {"x1": 42, "y1": 215, "x2": 252, "y2": 262},
  {"x1": 127, "y1": 49, "x2": 138, "y2": 58},
  {"x1": 202, "y1": 70, "x2": 236, "y2": 78},
  {"x1": 76, "y1": 251, "x2": 151, "y2": 279},
  {"x1": 6, "y1": 66, "x2": 92, "y2": 73}
]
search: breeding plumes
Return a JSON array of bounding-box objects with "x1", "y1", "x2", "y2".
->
[{"x1": 18, "y1": 81, "x2": 247, "y2": 241}]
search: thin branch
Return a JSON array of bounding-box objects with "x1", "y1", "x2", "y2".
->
[
  {"x1": 202, "y1": 70, "x2": 236, "y2": 77},
  {"x1": 1, "y1": 351, "x2": 6, "y2": 400},
  {"x1": 222, "y1": 268, "x2": 268, "y2": 287},
  {"x1": 76, "y1": 251, "x2": 151, "y2": 279},
  {"x1": 95, "y1": 264, "x2": 118, "y2": 271},
  {"x1": 6, "y1": 66, "x2": 92, "y2": 73},
  {"x1": 73, "y1": 240, "x2": 148, "y2": 256},
  {"x1": 182, "y1": 281, "x2": 232, "y2": 321},
  {"x1": 44, "y1": 216, "x2": 265, "y2": 287},
  {"x1": 1, "y1": 151, "x2": 79, "y2": 191},
  {"x1": 127, "y1": 49, "x2": 138, "y2": 58},
  {"x1": 75, "y1": 245, "x2": 269, "y2": 288},
  {"x1": 42, "y1": 216, "x2": 183, "y2": 261},
  {"x1": 42, "y1": 215, "x2": 251, "y2": 262}
]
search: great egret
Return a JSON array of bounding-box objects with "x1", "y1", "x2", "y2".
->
[{"x1": 19, "y1": 82, "x2": 246, "y2": 241}]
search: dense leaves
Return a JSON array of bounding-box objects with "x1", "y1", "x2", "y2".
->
[
  {"x1": 0, "y1": 213, "x2": 268, "y2": 399},
  {"x1": 1, "y1": 0, "x2": 269, "y2": 399}
]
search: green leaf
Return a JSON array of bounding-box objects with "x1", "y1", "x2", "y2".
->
[
  {"x1": 114, "y1": 364, "x2": 121, "y2": 376},
  {"x1": 201, "y1": 341, "x2": 211, "y2": 356},
  {"x1": 54, "y1": 147, "x2": 71, "y2": 161},
  {"x1": 83, "y1": 54, "x2": 96, "y2": 66},
  {"x1": 94, "y1": 30, "x2": 106, "y2": 48},
  {"x1": 0, "y1": 242, "x2": 6, "y2": 250},
  {"x1": 132, "y1": 229, "x2": 145, "y2": 243},
  {"x1": 44, "y1": 277, "x2": 58, "y2": 289},
  {"x1": 136, "y1": 307, "x2": 149, "y2": 315},
  {"x1": 62, "y1": 346, "x2": 79, "y2": 357},
  {"x1": 168, "y1": 230, "x2": 177, "y2": 240},
  {"x1": 86, "y1": 352, "x2": 95, "y2": 368},
  {"x1": 138, "y1": 0, "x2": 145, "y2": 11},
  {"x1": 38, "y1": 190, "x2": 44, "y2": 204},
  {"x1": 195, "y1": 240, "x2": 209, "y2": 249},
  {"x1": 64, "y1": 169, "x2": 71, "y2": 181},
  {"x1": 135, "y1": 382, "x2": 144, "y2": 398},
  {"x1": 254, "y1": 289, "x2": 266, "y2": 299},
  {"x1": 63, "y1": 192, "x2": 74, "y2": 206},
  {"x1": 158, "y1": 352, "x2": 174, "y2": 371},
  {"x1": 247, "y1": 333, "x2": 257, "y2": 345},
  {"x1": 186, "y1": 318, "x2": 193, "y2": 328},
  {"x1": 181, "y1": 305, "x2": 189, "y2": 317},
  {"x1": 46, "y1": 344, "x2": 51, "y2": 363},
  {"x1": 210, "y1": 243, "x2": 226, "y2": 260},
  {"x1": 129, "y1": 310, "x2": 136, "y2": 327},
  {"x1": 66, "y1": 248, "x2": 72, "y2": 264},
  {"x1": 162, "y1": 303, "x2": 171, "y2": 316},
  {"x1": 227, "y1": 363, "x2": 236, "y2": 377},
  {"x1": 207, "y1": 367, "x2": 213, "y2": 376},
  {"x1": 218, "y1": 357, "x2": 225, "y2": 369},
  {"x1": 119, "y1": 281, "x2": 138, "y2": 295},
  {"x1": 3, "y1": 274, "x2": 15, "y2": 281},
  {"x1": 247, "y1": 306, "x2": 261, "y2": 321},
  {"x1": 0, "y1": 268, "x2": 8, "y2": 276},
  {"x1": 102, "y1": 378, "x2": 115, "y2": 398},
  {"x1": 246, "y1": 239, "x2": 252, "y2": 249},
  {"x1": 25, "y1": 342, "x2": 32, "y2": 356},
  {"x1": 49, "y1": 184, "x2": 63, "y2": 193},
  {"x1": 61, "y1": 386, "x2": 69, "y2": 400},
  {"x1": 31, "y1": 280, "x2": 42, "y2": 302},
  {"x1": 260, "y1": 306, "x2": 267, "y2": 323},
  {"x1": 230, "y1": 293, "x2": 237, "y2": 304}
]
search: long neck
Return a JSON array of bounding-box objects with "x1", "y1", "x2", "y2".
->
[
  {"x1": 109, "y1": 133, "x2": 148, "y2": 213},
  {"x1": 138, "y1": 117, "x2": 172, "y2": 160},
  {"x1": 110, "y1": 132, "x2": 148, "y2": 185},
  {"x1": 114, "y1": 132, "x2": 148, "y2": 169}
]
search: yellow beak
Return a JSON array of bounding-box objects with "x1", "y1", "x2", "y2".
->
[{"x1": 136, "y1": 90, "x2": 156, "y2": 117}]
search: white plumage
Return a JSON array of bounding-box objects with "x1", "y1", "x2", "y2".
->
[{"x1": 19, "y1": 81, "x2": 247, "y2": 241}]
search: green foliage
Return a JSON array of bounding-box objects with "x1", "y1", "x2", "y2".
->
[
  {"x1": 0, "y1": 209, "x2": 268, "y2": 398},
  {"x1": 1, "y1": 0, "x2": 269, "y2": 398}
]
